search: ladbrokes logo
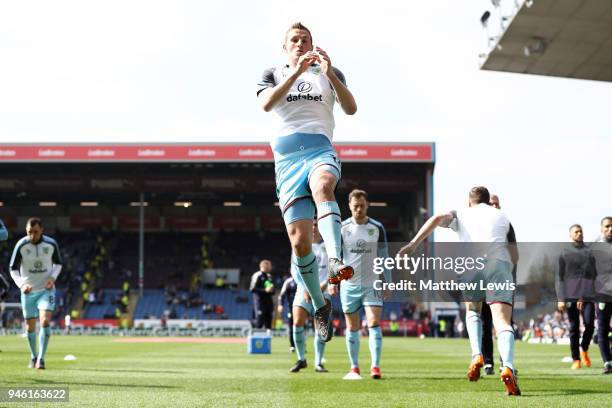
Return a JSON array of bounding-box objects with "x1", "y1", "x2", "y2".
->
[{"x1": 287, "y1": 80, "x2": 322, "y2": 102}]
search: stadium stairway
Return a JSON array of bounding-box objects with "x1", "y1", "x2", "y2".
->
[
  {"x1": 126, "y1": 290, "x2": 140, "y2": 327},
  {"x1": 72, "y1": 295, "x2": 85, "y2": 319}
]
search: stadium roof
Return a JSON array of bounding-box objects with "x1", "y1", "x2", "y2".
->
[
  {"x1": 0, "y1": 143, "x2": 435, "y2": 163},
  {"x1": 479, "y1": 0, "x2": 612, "y2": 82}
]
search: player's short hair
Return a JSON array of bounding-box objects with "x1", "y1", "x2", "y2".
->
[
  {"x1": 286, "y1": 22, "x2": 313, "y2": 43},
  {"x1": 601, "y1": 216, "x2": 612, "y2": 225},
  {"x1": 348, "y1": 189, "x2": 368, "y2": 202},
  {"x1": 569, "y1": 224, "x2": 582, "y2": 231},
  {"x1": 26, "y1": 217, "x2": 42, "y2": 228},
  {"x1": 469, "y1": 186, "x2": 490, "y2": 205}
]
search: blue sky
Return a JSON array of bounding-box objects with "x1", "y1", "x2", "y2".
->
[{"x1": 1, "y1": 0, "x2": 610, "y2": 241}]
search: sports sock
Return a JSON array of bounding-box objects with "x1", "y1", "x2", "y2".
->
[
  {"x1": 293, "y1": 326, "x2": 306, "y2": 362},
  {"x1": 314, "y1": 330, "x2": 326, "y2": 366},
  {"x1": 293, "y1": 253, "x2": 325, "y2": 310},
  {"x1": 346, "y1": 329, "x2": 360, "y2": 369},
  {"x1": 27, "y1": 331, "x2": 37, "y2": 359},
  {"x1": 465, "y1": 310, "x2": 482, "y2": 358},
  {"x1": 369, "y1": 325, "x2": 382, "y2": 368},
  {"x1": 38, "y1": 326, "x2": 51, "y2": 360},
  {"x1": 497, "y1": 328, "x2": 515, "y2": 370},
  {"x1": 316, "y1": 201, "x2": 342, "y2": 259}
]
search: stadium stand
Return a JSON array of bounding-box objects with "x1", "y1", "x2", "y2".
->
[
  {"x1": 1, "y1": 227, "x2": 413, "y2": 327},
  {"x1": 133, "y1": 289, "x2": 253, "y2": 320}
]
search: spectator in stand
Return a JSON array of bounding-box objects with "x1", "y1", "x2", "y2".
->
[{"x1": 215, "y1": 274, "x2": 226, "y2": 289}]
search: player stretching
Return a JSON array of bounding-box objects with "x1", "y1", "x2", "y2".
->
[
  {"x1": 257, "y1": 22, "x2": 357, "y2": 341},
  {"x1": 286, "y1": 221, "x2": 332, "y2": 373},
  {"x1": 400, "y1": 187, "x2": 521, "y2": 395},
  {"x1": 9, "y1": 218, "x2": 62, "y2": 369},
  {"x1": 331, "y1": 189, "x2": 390, "y2": 380}
]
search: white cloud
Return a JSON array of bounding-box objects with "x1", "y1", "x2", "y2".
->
[{"x1": 0, "y1": 0, "x2": 610, "y2": 241}]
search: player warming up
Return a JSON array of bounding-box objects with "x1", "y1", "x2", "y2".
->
[
  {"x1": 399, "y1": 187, "x2": 521, "y2": 396},
  {"x1": 330, "y1": 189, "x2": 390, "y2": 380},
  {"x1": 257, "y1": 22, "x2": 357, "y2": 341},
  {"x1": 9, "y1": 218, "x2": 63, "y2": 370}
]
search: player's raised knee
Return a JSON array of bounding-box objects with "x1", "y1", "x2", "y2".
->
[
  {"x1": 311, "y1": 183, "x2": 334, "y2": 202},
  {"x1": 310, "y1": 174, "x2": 336, "y2": 201}
]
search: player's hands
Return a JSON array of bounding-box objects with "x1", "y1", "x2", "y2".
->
[
  {"x1": 314, "y1": 47, "x2": 332, "y2": 75},
  {"x1": 277, "y1": 305, "x2": 283, "y2": 314},
  {"x1": 22, "y1": 284, "x2": 33, "y2": 294},
  {"x1": 577, "y1": 301, "x2": 583, "y2": 311},
  {"x1": 398, "y1": 242, "x2": 417, "y2": 257},
  {"x1": 303, "y1": 290, "x2": 311, "y2": 304},
  {"x1": 327, "y1": 284, "x2": 338, "y2": 296},
  {"x1": 295, "y1": 51, "x2": 320, "y2": 75},
  {"x1": 45, "y1": 279, "x2": 55, "y2": 290},
  {"x1": 557, "y1": 301, "x2": 566, "y2": 311}
]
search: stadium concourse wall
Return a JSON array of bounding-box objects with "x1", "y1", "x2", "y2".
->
[{"x1": 0, "y1": 142, "x2": 435, "y2": 232}]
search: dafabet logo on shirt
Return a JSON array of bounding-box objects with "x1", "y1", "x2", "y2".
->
[
  {"x1": 297, "y1": 81, "x2": 312, "y2": 93},
  {"x1": 286, "y1": 81, "x2": 322, "y2": 102}
]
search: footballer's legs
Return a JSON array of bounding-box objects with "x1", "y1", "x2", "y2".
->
[
  {"x1": 365, "y1": 306, "x2": 383, "y2": 379},
  {"x1": 465, "y1": 301, "x2": 484, "y2": 381},
  {"x1": 25, "y1": 318, "x2": 37, "y2": 368},
  {"x1": 290, "y1": 306, "x2": 308, "y2": 373},
  {"x1": 567, "y1": 302, "x2": 582, "y2": 367},
  {"x1": 287, "y1": 220, "x2": 325, "y2": 310},
  {"x1": 580, "y1": 302, "x2": 595, "y2": 367},
  {"x1": 480, "y1": 303, "x2": 495, "y2": 374},
  {"x1": 595, "y1": 303, "x2": 612, "y2": 374},
  {"x1": 309, "y1": 168, "x2": 352, "y2": 284},
  {"x1": 36, "y1": 310, "x2": 52, "y2": 369},
  {"x1": 490, "y1": 302, "x2": 520, "y2": 395},
  {"x1": 287, "y1": 220, "x2": 333, "y2": 341},
  {"x1": 314, "y1": 330, "x2": 328, "y2": 372},
  {"x1": 345, "y1": 311, "x2": 361, "y2": 374},
  {"x1": 287, "y1": 311, "x2": 295, "y2": 352}
]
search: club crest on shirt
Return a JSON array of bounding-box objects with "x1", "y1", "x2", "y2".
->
[
  {"x1": 43, "y1": 247, "x2": 49, "y2": 255},
  {"x1": 368, "y1": 228, "x2": 375, "y2": 236}
]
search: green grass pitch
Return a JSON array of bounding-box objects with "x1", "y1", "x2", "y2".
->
[{"x1": 0, "y1": 335, "x2": 610, "y2": 407}]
